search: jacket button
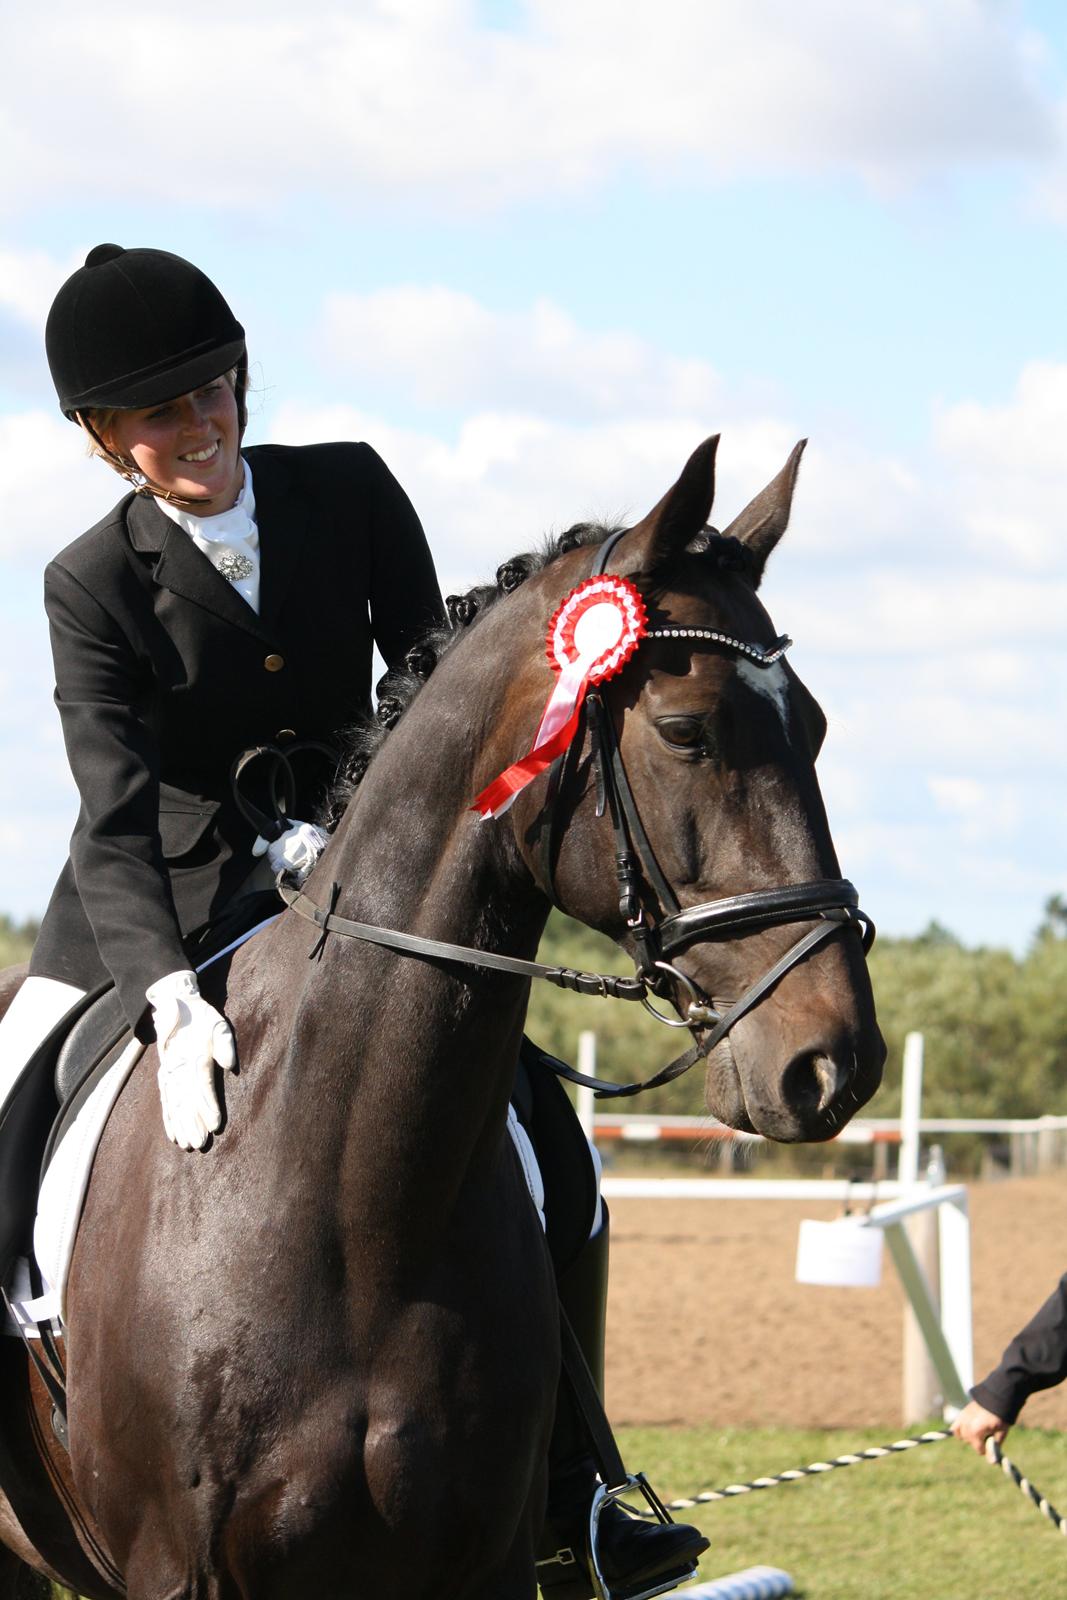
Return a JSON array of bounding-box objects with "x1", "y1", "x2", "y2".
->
[
  {"x1": 276, "y1": 728, "x2": 296, "y2": 742},
  {"x1": 264, "y1": 653, "x2": 285, "y2": 672}
]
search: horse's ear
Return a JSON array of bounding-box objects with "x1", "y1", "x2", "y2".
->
[
  {"x1": 618, "y1": 435, "x2": 720, "y2": 571},
  {"x1": 721, "y1": 439, "x2": 807, "y2": 587}
]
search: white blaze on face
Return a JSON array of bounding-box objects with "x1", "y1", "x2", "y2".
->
[{"x1": 737, "y1": 657, "x2": 790, "y2": 731}]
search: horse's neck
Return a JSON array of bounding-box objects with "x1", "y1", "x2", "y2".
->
[
  {"x1": 331, "y1": 738, "x2": 537, "y2": 954},
  {"x1": 277, "y1": 704, "x2": 546, "y2": 1253},
  {"x1": 329, "y1": 640, "x2": 546, "y2": 950},
  {"x1": 297, "y1": 683, "x2": 550, "y2": 1099}
]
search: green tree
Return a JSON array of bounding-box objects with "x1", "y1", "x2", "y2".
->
[{"x1": 0, "y1": 912, "x2": 37, "y2": 970}]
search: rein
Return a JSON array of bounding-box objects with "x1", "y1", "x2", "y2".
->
[
  {"x1": 275, "y1": 879, "x2": 648, "y2": 1003},
  {"x1": 274, "y1": 874, "x2": 868, "y2": 1100}
]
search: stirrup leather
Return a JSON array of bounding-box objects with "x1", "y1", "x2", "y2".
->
[{"x1": 588, "y1": 1474, "x2": 700, "y2": 1600}]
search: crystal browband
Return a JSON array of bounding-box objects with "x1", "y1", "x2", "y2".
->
[{"x1": 645, "y1": 627, "x2": 792, "y2": 665}]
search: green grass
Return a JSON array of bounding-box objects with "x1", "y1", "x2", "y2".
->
[
  {"x1": 619, "y1": 1423, "x2": 1067, "y2": 1599},
  {"x1": 45, "y1": 1423, "x2": 1067, "y2": 1598}
]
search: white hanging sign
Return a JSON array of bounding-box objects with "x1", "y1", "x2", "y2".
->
[{"x1": 795, "y1": 1218, "x2": 884, "y2": 1288}]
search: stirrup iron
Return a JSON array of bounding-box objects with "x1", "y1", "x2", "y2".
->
[{"x1": 588, "y1": 1474, "x2": 700, "y2": 1600}]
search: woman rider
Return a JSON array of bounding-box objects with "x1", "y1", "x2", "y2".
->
[
  {"x1": 4, "y1": 243, "x2": 444, "y2": 1153},
  {"x1": 1, "y1": 243, "x2": 706, "y2": 1599}
]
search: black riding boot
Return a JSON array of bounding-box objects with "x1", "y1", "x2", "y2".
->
[{"x1": 537, "y1": 1207, "x2": 709, "y2": 1600}]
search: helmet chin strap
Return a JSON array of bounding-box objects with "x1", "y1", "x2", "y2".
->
[{"x1": 127, "y1": 472, "x2": 224, "y2": 512}]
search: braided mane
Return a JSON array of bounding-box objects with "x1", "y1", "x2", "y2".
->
[{"x1": 321, "y1": 521, "x2": 751, "y2": 826}]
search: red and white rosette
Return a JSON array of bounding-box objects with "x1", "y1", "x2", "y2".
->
[{"x1": 472, "y1": 574, "x2": 648, "y2": 819}]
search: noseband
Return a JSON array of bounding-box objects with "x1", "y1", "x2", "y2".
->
[{"x1": 269, "y1": 532, "x2": 874, "y2": 1101}]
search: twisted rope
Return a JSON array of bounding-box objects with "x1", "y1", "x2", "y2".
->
[
  {"x1": 986, "y1": 1436, "x2": 1067, "y2": 1537},
  {"x1": 660, "y1": 1430, "x2": 952, "y2": 1510},
  {"x1": 641, "y1": 1429, "x2": 1067, "y2": 1540}
]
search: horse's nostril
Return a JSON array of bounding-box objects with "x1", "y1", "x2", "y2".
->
[
  {"x1": 782, "y1": 1050, "x2": 846, "y2": 1115},
  {"x1": 812, "y1": 1053, "x2": 846, "y2": 1112}
]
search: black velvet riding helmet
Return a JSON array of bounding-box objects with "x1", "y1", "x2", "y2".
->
[{"x1": 45, "y1": 244, "x2": 247, "y2": 423}]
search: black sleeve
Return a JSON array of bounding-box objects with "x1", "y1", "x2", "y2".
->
[
  {"x1": 44, "y1": 560, "x2": 190, "y2": 1028},
  {"x1": 363, "y1": 446, "x2": 445, "y2": 668},
  {"x1": 970, "y1": 1273, "x2": 1067, "y2": 1424}
]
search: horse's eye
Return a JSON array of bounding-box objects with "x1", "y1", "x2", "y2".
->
[{"x1": 656, "y1": 716, "x2": 707, "y2": 752}]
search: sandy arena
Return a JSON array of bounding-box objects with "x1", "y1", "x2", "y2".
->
[{"x1": 604, "y1": 1171, "x2": 1067, "y2": 1430}]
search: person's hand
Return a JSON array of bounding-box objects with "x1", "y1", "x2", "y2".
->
[
  {"x1": 146, "y1": 969, "x2": 236, "y2": 1150},
  {"x1": 252, "y1": 819, "x2": 328, "y2": 883},
  {"x1": 951, "y1": 1399, "x2": 1009, "y2": 1455}
]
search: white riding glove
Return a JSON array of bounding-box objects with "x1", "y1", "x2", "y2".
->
[
  {"x1": 251, "y1": 819, "x2": 328, "y2": 884},
  {"x1": 146, "y1": 969, "x2": 236, "y2": 1151}
]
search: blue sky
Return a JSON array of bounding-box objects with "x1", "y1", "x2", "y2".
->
[{"x1": 1, "y1": 0, "x2": 1064, "y2": 952}]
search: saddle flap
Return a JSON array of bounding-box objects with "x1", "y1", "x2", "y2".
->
[{"x1": 54, "y1": 990, "x2": 129, "y2": 1105}]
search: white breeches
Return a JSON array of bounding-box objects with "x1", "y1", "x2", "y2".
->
[{"x1": 0, "y1": 975, "x2": 87, "y2": 1113}]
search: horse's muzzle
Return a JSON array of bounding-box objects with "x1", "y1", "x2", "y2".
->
[{"x1": 704, "y1": 1021, "x2": 886, "y2": 1144}]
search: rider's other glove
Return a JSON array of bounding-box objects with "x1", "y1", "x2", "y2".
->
[
  {"x1": 251, "y1": 818, "x2": 328, "y2": 883},
  {"x1": 146, "y1": 969, "x2": 236, "y2": 1151}
]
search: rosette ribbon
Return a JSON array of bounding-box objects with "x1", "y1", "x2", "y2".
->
[{"x1": 472, "y1": 574, "x2": 648, "y2": 820}]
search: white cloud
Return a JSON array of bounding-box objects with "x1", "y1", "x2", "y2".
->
[
  {"x1": 928, "y1": 775, "x2": 1023, "y2": 841},
  {"x1": 0, "y1": 245, "x2": 80, "y2": 328},
  {"x1": 321, "y1": 287, "x2": 721, "y2": 419},
  {"x1": 939, "y1": 360, "x2": 1067, "y2": 473},
  {"x1": 780, "y1": 565, "x2": 1067, "y2": 655},
  {"x1": 1031, "y1": 92, "x2": 1067, "y2": 221},
  {"x1": 0, "y1": 412, "x2": 124, "y2": 563},
  {"x1": 934, "y1": 361, "x2": 1067, "y2": 568},
  {"x1": 0, "y1": 1, "x2": 1057, "y2": 213},
  {"x1": 269, "y1": 399, "x2": 811, "y2": 587}
]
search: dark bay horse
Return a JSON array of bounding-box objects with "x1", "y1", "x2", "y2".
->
[{"x1": 0, "y1": 436, "x2": 883, "y2": 1599}]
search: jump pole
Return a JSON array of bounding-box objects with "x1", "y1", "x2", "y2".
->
[
  {"x1": 576, "y1": 1030, "x2": 596, "y2": 1140},
  {"x1": 674, "y1": 1568, "x2": 793, "y2": 1599},
  {"x1": 897, "y1": 1031, "x2": 946, "y2": 1422}
]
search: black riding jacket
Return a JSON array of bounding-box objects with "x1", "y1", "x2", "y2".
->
[
  {"x1": 30, "y1": 441, "x2": 444, "y2": 1033},
  {"x1": 970, "y1": 1272, "x2": 1067, "y2": 1423}
]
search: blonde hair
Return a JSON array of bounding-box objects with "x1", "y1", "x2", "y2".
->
[{"x1": 78, "y1": 366, "x2": 244, "y2": 502}]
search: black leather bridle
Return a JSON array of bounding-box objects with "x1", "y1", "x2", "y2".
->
[
  {"x1": 519, "y1": 529, "x2": 874, "y2": 1096},
  {"x1": 269, "y1": 531, "x2": 874, "y2": 1100}
]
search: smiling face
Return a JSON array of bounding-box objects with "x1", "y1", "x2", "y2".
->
[{"x1": 104, "y1": 375, "x2": 243, "y2": 511}]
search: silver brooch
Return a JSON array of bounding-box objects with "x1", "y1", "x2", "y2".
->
[{"x1": 214, "y1": 548, "x2": 255, "y2": 583}]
